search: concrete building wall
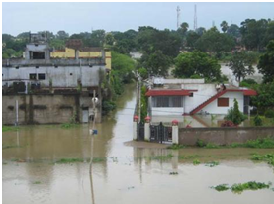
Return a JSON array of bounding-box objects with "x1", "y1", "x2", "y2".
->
[
  {"x1": 202, "y1": 92, "x2": 244, "y2": 114},
  {"x1": 178, "y1": 127, "x2": 274, "y2": 146},
  {"x1": 2, "y1": 94, "x2": 101, "y2": 125},
  {"x1": 184, "y1": 84, "x2": 216, "y2": 113},
  {"x1": 151, "y1": 107, "x2": 184, "y2": 116},
  {"x1": 2, "y1": 65, "x2": 104, "y2": 88}
]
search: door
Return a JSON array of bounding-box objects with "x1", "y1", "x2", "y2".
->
[{"x1": 82, "y1": 110, "x2": 89, "y2": 123}]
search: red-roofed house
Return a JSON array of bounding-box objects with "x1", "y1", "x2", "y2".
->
[{"x1": 146, "y1": 78, "x2": 256, "y2": 119}]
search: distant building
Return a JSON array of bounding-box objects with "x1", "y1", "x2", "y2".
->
[{"x1": 2, "y1": 33, "x2": 109, "y2": 125}]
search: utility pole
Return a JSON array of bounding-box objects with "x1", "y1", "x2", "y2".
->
[
  {"x1": 15, "y1": 100, "x2": 18, "y2": 126},
  {"x1": 89, "y1": 89, "x2": 97, "y2": 204},
  {"x1": 194, "y1": 4, "x2": 197, "y2": 30},
  {"x1": 177, "y1": 6, "x2": 181, "y2": 29},
  {"x1": 138, "y1": 74, "x2": 141, "y2": 123}
]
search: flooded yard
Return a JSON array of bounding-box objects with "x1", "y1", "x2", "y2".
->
[{"x1": 2, "y1": 83, "x2": 274, "y2": 204}]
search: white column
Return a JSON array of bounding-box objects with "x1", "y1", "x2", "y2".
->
[
  {"x1": 144, "y1": 122, "x2": 150, "y2": 141},
  {"x1": 133, "y1": 116, "x2": 138, "y2": 141},
  {"x1": 172, "y1": 120, "x2": 179, "y2": 145}
]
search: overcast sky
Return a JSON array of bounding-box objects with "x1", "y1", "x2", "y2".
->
[{"x1": 2, "y1": 2, "x2": 274, "y2": 36}]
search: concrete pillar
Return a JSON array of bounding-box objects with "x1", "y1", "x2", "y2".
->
[
  {"x1": 144, "y1": 116, "x2": 151, "y2": 142},
  {"x1": 172, "y1": 119, "x2": 179, "y2": 145},
  {"x1": 133, "y1": 115, "x2": 138, "y2": 141}
]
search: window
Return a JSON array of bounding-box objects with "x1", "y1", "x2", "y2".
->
[
  {"x1": 218, "y1": 98, "x2": 229, "y2": 107},
  {"x1": 189, "y1": 93, "x2": 193, "y2": 97},
  {"x1": 38, "y1": 73, "x2": 46, "y2": 80},
  {"x1": 155, "y1": 97, "x2": 169, "y2": 107},
  {"x1": 29, "y1": 73, "x2": 37, "y2": 80},
  {"x1": 171, "y1": 96, "x2": 183, "y2": 107},
  {"x1": 32, "y1": 52, "x2": 45, "y2": 59}
]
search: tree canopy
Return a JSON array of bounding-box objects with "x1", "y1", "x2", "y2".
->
[
  {"x1": 258, "y1": 40, "x2": 274, "y2": 83},
  {"x1": 173, "y1": 51, "x2": 221, "y2": 81}
]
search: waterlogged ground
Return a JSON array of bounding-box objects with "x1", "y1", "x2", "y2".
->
[{"x1": 2, "y1": 83, "x2": 274, "y2": 204}]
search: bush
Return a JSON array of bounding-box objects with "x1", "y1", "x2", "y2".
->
[
  {"x1": 196, "y1": 139, "x2": 206, "y2": 147},
  {"x1": 102, "y1": 100, "x2": 116, "y2": 115},
  {"x1": 253, "y1": 115, "x2": 263, "y2": 126},
  {"x1": 221, "y1": 120, "x2": 235, "y2": 127},
  {"x1": 265, "y1": 109, "x2": 274, "y2": 118},
  {"x1": 224, "y1": 99, "x2": 247, "y2": 125},
  {"x1": 239, "y1": 79, "x2": 257, "y2": 87}
]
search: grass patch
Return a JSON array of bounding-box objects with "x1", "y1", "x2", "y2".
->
[
  {"x1": 60, "y1": 123, "x2": 79, "y2": 129},
  {"x1": 56, "y1": 158, "x2": 84, "y2": 163},
  {"x1": 149, "y1": 154, "x2": 173, "y2": 160},
  {"x1": 231, "y1": 181, "x2": 271, "y2": 193},
  {"x1": 179, "y1": 155, "x2": 200, "y2": 159},
  {"x1": 92, "y1": 157, "x2": 106, "y2": 162},
  {"x1": 205, "y1": 161, "x2": 220, "y2": 167},
  {"x1": 251, "y1": 153, "x2": 274, "y2": 166},
  {"x1": 167, "y1": 144, "x2": 185, "y2": 150},
  {"x1": 33, "y1": 181, "x2": 42, "y2": 184},
  {"x1": 2, "y1": 145, "x2": 21, "y2": 150},
  {"x1": 205, "y1": 143, "x2": 220, "y2": 149},
  {"x1": 169, "y1": 172, "x2": 178, "y2": 175},
  {"x1": 193, "y1": 159, "x2": 200, "y2": 165},
  {"x1": 213, "y1": 184, "x2": 230, "y2": 191},
  {"x1": 231, "y1": 138, "x2": 274, "y2": 149},
  {"x1": 212, "y1": 181, "x2": 272, "y2": 193},
  {"x1": 2, "y1": 125, "x2": 19, "y2": 132}
]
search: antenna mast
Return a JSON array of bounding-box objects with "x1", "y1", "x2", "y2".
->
[
  {"x1": 177, "y1": 6, "x2": 181, "y2": 29},
  {"x1": 194, "y1": 4, "x2": 197, "y2": 30}
]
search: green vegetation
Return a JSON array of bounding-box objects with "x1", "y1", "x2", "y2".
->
[
  {"x1": 2, "y1": 125, "x2": 19, "y2": 132},
  {"x1": 213, "y1": 184, "x2": 230, "y2": 191},
  {"x1": 2, "y1": 145, "x2": 21, "y2": 150},
  {"x1": 140, "y1": 85, "x2": 148, "y2": 122},
  {"x1": 167, "y1": 144, "x2": 185, "y2": 150},
  {"x1": 173, "y1": 51, "x2": 221, "y2": 82},
  {"x1": 60, "y1": 123, "x2": 79, "y2": 129},
  {"x1": 196, "y1": 139, "x2": 206, "y2": 147},
  {"x1": 253, "y1": 115, "x2": 263, "y2": 126},
  {"x1": 265, "y1": 109, "x2": 274, "y2": 119},
  {"x1": 229, "y1": 52, "x2": 255, "y2": 82},
  {"x1": 224, "y1": 99, "x2": 247, "y2": 125},
  {"x1": 56, "y1": 158, "x2": 84, "y2": 163},
  {"x1": 212, "y1": 182, "x2": 271, "y2": 193},
  {"x1": 205, "y1": 143, "x2": 220, "y2": 149},
  {"x1": 205, "y1": 161, "x2": 220, "y2": 167},
  {"x1": 149, "y1": 154, "x2": 173, "y2": 161},
  {"x1": 258, "y1": 40, "x2": 274, "y2": 83},
  {"x1": 169, "y1": 172, "x2": 179, "y2": 175},
  {"x1": 239, "y1": 78, "x2": 258, "y2": 88},
  {"x1": 231, "y1": 181, "x2": 271, "y2": 193},
  {"x1": 251, "y1": 153, "x2": 274, "y2": 166},
  {"x1": 33, "y1": 181, "x2": 42, "y2": 185},
  {"x1": 193, "y1": 159, "x2": 201, "y2": 165}
]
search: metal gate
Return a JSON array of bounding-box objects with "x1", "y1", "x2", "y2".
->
[
  {"x1": 150, "y1": 122, "x2": 172, "y2": 143},
  {"x1": 138, "y1": 122, "x2": 144, "y2": 141}
]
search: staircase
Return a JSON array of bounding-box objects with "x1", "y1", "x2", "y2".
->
[{"x1": 189, "y1": 90, "x2": 227, "y2": 115}]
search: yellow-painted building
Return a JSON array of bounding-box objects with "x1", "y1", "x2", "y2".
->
[{"x1": 50, "y1": 47, "x2": 111, "y2": 70}]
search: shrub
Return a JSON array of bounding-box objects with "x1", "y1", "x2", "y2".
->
[
  {"x1": 253, "y1": 115, "x2": 263, "y2": 126},
  {"x1": 221, "y1": 120, "x2": 235, "y2": 127},
  {"x1": 224, "y1": 99, "x2": 247, "y2": 125},
  {"x1": 196, "y1": 139, "x2": 206, "y2": 147},
  {"x1": 265, "y1": 109, "x2": 274, "y2": 118},
  {"x1": 102, "y1": 100, "x2": 116, "y2": 115}
]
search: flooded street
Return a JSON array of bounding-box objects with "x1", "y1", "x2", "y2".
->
[{"x1": 2, "y1": 83, "x2": 274, "y2": 204}]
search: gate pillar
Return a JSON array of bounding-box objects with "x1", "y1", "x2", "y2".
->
[
  {"x1": 133, "y1": 115, "x2": 139, "y2": 140},
  {"x1": 172, "y1": 120, "x2": 179, "y2": 144},
  {"x1": 144, "y1": 116, "x2": 151, "y2": 141}
]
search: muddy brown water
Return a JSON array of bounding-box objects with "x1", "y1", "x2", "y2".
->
[{"x1": 2, "y1": 83, "x2": 274, "y2": 204}]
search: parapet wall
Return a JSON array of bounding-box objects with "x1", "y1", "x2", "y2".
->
[{"x1": 179, "y1": 127, "x2": 274, "y2": 146}]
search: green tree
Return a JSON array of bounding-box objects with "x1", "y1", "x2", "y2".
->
[
  {"x1": 56, "y1": 30, "x2": 69, "y2": 40},
  {"x1": 90, "y1": 30, "x2": 106, "y2": 47},
  {"x1": 251, "y1": 82, "x2": 274, "y2": 113},
  {"x1": 111, "y1": 51, "x2": 136, "y2": 83},
  {"x1": 180, "y1": 22, "x2": 189, "y2": 34},
  {"x1": 195, "y1": 27, "x2": 235, "y2": 54},
  {"x1": 221, "y1": 21, "x2": 229, "y2": 33},
  {"x1": 186, "y1": 30, "x2": 200, "y2": 49},
  {"x1": 173, "y1": 51, "x2": 221, "y2": 81},
  {"x1": 258, "y1": 40, "x2": 274, "y2": 83},
  {"x1": 227, "y1": 24, "x2": 241, "y2": 39},
  {"x1": 141, "y1": 51, "x2": 172, "y2": 76},
  {"x1": 229, "y1": 52, "x2": 255, "y2": 82},
  {"x1": 225, "y1": 99, "x2": 246, "y2": 125},
  {"x1": 105, "y1": 33, "x2": 115, "y2": 46}
]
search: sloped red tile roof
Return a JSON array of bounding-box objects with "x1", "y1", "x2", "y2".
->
[{"x1": 145, "y1": 89, "x2": 196, "y2": 96}]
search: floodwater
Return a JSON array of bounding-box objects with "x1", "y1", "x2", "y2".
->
[{"x1": 2, "y1": 83, "x2": 274, "y2": 204}]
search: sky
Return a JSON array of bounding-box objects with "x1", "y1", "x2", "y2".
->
[{"x1": 2, "y1": 2, "x2": 274, "y2": 36}]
